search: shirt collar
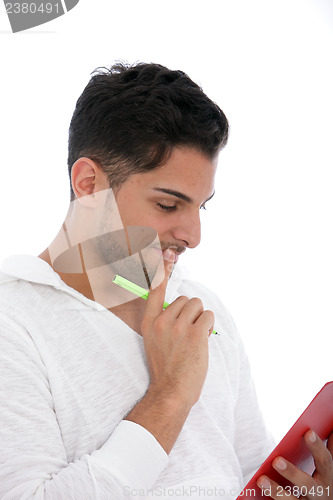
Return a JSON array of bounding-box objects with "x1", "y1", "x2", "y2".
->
[{"x1": 0, "y1": 254, "x2": 186, "y2": 307}]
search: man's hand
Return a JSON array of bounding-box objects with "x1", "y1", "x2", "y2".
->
[
  {"x1": 141, "y1": 248, "x2": 215, "y2": 410},
  {"x1": 125, "y1": 248, "x2": 215, "y2": 454},
  {"x1": 257, "y1": 430, "x2": 333, "y2": 499}
]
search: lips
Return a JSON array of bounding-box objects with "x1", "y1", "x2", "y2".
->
[
  {"x1": 163, "y1": 248, "x2": 182, "y2": 263},
  {"x1": 150, "y1": 241, "x2": 186, "y2": 262},
  {"x1": 151, "y1": 247, "x2": 181, "y2": 263}
]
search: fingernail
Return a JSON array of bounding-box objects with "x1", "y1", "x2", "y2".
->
[
  {"x1": 308, "y1": 430, "x2": 317, "y2": 443},
  {"x1": 163, "y1": 249, "x2": 175, "y2": 262},
  {"x1": 258, "y1": 477, "x2": 271, "y2": 490},
  {"x1": 274, "y1": 457, "x2": 287, "y2": 470}
]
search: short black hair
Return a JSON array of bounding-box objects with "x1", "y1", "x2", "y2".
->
[{"x1": 67, "y1": 62, "x2": 229, "y2": 200}]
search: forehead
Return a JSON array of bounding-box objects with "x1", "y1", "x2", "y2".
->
[{"x1": 132, "y1": 147, "x2": 218, "y2": 194}]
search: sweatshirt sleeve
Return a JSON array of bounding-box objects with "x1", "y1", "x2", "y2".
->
[{"x1": 0, "y1": 307, "x2": 168, "y2": 499}]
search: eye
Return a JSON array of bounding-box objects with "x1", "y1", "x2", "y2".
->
[{"x1": 157, "y1": 203, "x2": 177, "y2": 212}]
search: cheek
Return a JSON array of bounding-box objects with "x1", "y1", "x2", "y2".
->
[
  {"x1": 116, "y1": 195, "x2": 174, "y2": 234},
  {"x1": 116, "y1": 198, "x2": 144, "y2": 224},
  {"x1": 119, "y1": 208, "x2": 157, "y2": 229},
  {"x1": 136, "y1": 212, "x2": 173, "y2": 237}
]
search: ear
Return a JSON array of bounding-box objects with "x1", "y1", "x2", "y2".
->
[{"x1": 71, "y1": 157, "x2": 109, "y2": 204}]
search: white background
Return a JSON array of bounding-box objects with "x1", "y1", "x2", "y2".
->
[{"x1": 0, "y1": 0, "x2": 332, "y2": 443}]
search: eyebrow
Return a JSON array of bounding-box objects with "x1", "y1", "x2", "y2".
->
[{"x1": 152, "y1": 187, "x2": 215, "y2": 204}]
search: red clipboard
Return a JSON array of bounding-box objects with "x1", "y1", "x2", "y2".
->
[{"x1": 237, "y1": 382, "x2": 333, "y2": 499}]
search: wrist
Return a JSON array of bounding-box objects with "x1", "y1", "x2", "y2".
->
[
  {"x1": 146, "y1": 385, "x2": 193, "y2": 414},
  {"x1": 125, "y1": 386, "x2": 192, "y2": 454}
]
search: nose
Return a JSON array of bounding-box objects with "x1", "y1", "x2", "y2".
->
[{"x1": 171, "y1": 210, "x2": 201, "y2": 249}]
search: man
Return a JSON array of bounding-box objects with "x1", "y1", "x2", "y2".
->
[{"x1": 0, "y1": 62, "x2": 331, "y2": 499}]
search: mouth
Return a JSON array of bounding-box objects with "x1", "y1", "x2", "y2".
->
[{"x1": 151, "y1": 245, "x2": 185, "y2": 263}]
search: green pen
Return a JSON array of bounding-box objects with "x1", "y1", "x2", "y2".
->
[{"x1": 113, "y1": 274, "x2": 219, "y2": 335}]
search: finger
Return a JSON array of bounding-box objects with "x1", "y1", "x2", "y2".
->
[
  {"x1": 327, "y1": 431, "x2": 333, "y2": 458},
  {"x1": 176, "y1": 297, "x2": 204, "y2": 323},
  {"x1": 150, "y1": 248, "x2": 174, "y2": 291},
  {"x1": 257, "y1": 475, "x2": 298, "y2": 500},
  {"x1": 194, "y1": 310, "x2": 215, "y2": 336},
  {"x1": 270, "y1": 456, "x2": 314, "y2": 492},
  {"x1": 304, "y1": 430, "x2": 333, "y2": 479},
  {"x1": 144, "y1": 249, "x2": 175, "y2": 320},
  {"x1": 162, "y1": 295, "x2": 190, "y2": 318}
]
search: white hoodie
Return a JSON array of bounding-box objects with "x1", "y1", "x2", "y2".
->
[{"x1": 0, "y1": 255, "x2": 273, "y2": 499}]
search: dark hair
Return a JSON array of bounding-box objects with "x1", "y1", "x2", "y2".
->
[{"x1": 67, "y1": 62, "x2": 229, "y2": 200}]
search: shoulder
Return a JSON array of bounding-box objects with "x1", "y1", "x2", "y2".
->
[
  {"x1": 0, "y1": 274, "x2": 29, "y2": 307},
  {"x1": 0, "y1": 271, "x2": 57, "y2": 339},
  {"x1": 0, "y1": 278, "x2": 37, "y2": 334}
]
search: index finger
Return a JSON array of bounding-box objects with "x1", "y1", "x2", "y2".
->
[
  {"x1": 304, "y1": 430, "x2": 333, "y2": 478},
  {"x1": 144, "y1": 249, "x2": 175, "y2": 319}
]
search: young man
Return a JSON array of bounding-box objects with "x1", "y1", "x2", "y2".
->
[{"x1": 0, "y1": 63, "x2": 331, "y2": 499}]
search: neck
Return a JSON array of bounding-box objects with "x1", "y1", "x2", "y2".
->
[
  {"x1": 38, "y1": 245, "x2": 147, "y2": 336},
  {"x1": 38, "y1": 247, "x2": 95, "y2": 301}
]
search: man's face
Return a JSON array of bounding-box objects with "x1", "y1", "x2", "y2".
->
[
  {"x1": 112, "y1": 146, "x2": 217, "y2": 266},
  {"x1": 91, "y1": 147, "x2": 217, "y2": 291}
]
